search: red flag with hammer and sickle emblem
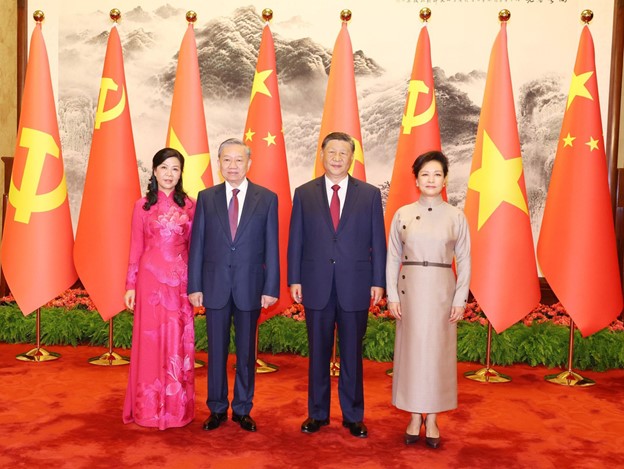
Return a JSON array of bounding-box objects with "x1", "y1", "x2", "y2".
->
[
  {"x1": 74, "y1": 25, "x2": 141, "y2": 320},
  {"x1": 1, "y1": 22, "x2": 77, "y2": 315}
]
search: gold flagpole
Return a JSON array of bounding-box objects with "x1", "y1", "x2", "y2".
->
[
  {"x1": 330, "y1": 325, "x2": 340, "y2": 377},
  {"x1": 88, "y1": 317, "x2": 130, "y2": 366},
  {"x1": 16, "y1": 308, "x2": 61, "y2": 362},
  {"x1": 545, "y1": 319, "x2": 595, "y2": 386},
  {"x1": 464, "y1": 321, "x2": 511, "y2": 383}
]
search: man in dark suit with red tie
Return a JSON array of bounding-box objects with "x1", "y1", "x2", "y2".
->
[
  {"x1": 288, "y1": 132, "x2": 386, "y2": 438},
  {"x1": 188, "y1": 138, "x2": 279, "y2": 433}
]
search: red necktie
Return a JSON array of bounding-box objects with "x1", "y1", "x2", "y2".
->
[
  {"x1": 330, "y1": 184, "x2": 340, "y2": 231},
  {"x1": 229, "y1": 188, "x2": 240, "y2": 240}
]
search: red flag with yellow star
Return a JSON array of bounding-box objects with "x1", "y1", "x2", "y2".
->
[
  {"x1": 74, "y1": 25, "x2": 141, "y2": 320},
  {"x1": 464, "y1": 21, "x2": 540, "y2": 333},
  {"x1": 166, "y1": 22, "x2": 213, "y2": 198},
  {"x1": 1, "y1": 23, "x2": 77, "y2": 315},
  {"x1": 537, "y1": 26, "x2": 623, "y2": 336},
  {"x1": 244, "y1": 22, "x2": 292, "y2": 322},
  {"x1": 384, "y1": 24, "x2": 442, "y2": 238},
  {"x1": 313, "y1": 21, "x2": 365, "y2": 180}
]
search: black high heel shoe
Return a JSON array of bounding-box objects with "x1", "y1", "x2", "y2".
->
[
  {"x1": 424, "y1": 416, "x2": 441, "y2": 449},
  {"x1": 404, "y1": 414, "x2": 423, "y2": 445}
]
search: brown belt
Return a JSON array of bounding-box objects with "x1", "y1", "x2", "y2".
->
[{"x1": 402, "y1": 261, "x2": 452, "y2": 268}]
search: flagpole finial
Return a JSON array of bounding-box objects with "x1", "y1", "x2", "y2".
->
[
  {"x1": 498, "y1": 9, "x2": 511, "y2": 23},
  {"x1": 419, "y1": 8, "x2": 431, "y2": 23},
  {"x1": 33, "y1": 10, "x2": 45, "y2": 23},
  {"x1": 581, "y1": 10, "x2": 594, "y2": 24},
  {"x1": 340, "y1": 9, "x2": 352, "y2": 23},
  {"x1": 186, "y1": 11, "x2": 197, "y2": 24},
  {"x1": 110, "y1": 9, "x2": 121, "y2": 23},
  {"x1": 262, "y1": 8, "x2": 273, "y2": 22}
]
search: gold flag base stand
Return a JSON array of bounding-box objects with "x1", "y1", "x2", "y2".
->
[
  {"x1": 88, "y1": 318, "x2": 129, "y2": 366},
  {"x1": 545, "y1": 370, "x2": 595, "y2": 387},
  {"x1": 89, "y1": 351, "x2": 130, "y2": 366},
  {"x1": 16, "y1": 309, "x2": 60, "y2": 362},
  {"x1": 17, "y1": 347, "x2": 60, "y2": 362},
  {"x1": 464, "y1": 367, "x2": 511, "y2": 383},
  {"x1": 464, "y1": 322, "x2": 512, "y2": 384},
  {"x1": 256, "y1": 358, "x2": 279, "y2": 374},
  {"x1": 545, "y1": 320, "x2": 595, "y2": 387}
]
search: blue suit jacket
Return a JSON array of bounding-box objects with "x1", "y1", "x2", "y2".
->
[
  {"x1": 188, "y1": 180, "x2": 279, "y2": 311},
  {"x1": 287, "y1": 175, "x2": 386, "y2": 311}
]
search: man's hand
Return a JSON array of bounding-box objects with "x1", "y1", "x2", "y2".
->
[
  {"x1": 290, "y1": 284, "x2": 303, "y2": 304},
  {"x1": 261, "y1": 295, "x2": 278, "y2": 309},
  {"x1": 189, "y1": 292, "x2": 203, "y2": 308},
  {"x1": 370, "y1": 287, "x2": 384, "y2": 306}
]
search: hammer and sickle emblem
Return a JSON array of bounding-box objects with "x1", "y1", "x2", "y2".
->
[
  {"x1": 95, "y1": 77, "x2": 126, "y2": 129},
  {"x1": 9, "y1": 128, "x2": 67, "y2": 224},
  {"x1": 401, "y1": 79, "x2": 436, "y2": 135}
]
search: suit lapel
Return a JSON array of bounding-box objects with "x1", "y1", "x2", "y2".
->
[
  {"x1": 213, "y1": 183, "x2": 231, "y2": 240},
  {"x1": 314, "y1": 177, "x2": 335, "y2": 233},
  {"x1": 234, "y1": 180, "x2": 260, "y2": 242},
  {"x1": 338, "y1": 175, "x2": 360, "y2": 232}
]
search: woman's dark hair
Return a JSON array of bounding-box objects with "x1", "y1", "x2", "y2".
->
[
  {"x1": 143, "y1": 147, "x2": 188, "y2": 210},
  {"x1": 412, "y1": 150, "x2": 449, "y2": 178}
]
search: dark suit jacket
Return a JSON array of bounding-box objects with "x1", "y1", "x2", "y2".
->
[
  {"x1": 188, "y1": 180, "x2": 279, "y2": 311},
  {"x1": 287, "y1": 175, "x2": 386, "y2": 311}
]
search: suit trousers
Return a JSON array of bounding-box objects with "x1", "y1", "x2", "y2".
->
[
  {"x1": 205, "y1": 295, "x2": 260, "y2": 415},
  {"x1": 305, "y1": 281, "x2": 368, "y2": 423}
]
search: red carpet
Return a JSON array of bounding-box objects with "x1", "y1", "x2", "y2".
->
[{"x1": 1, "y1": 343, "x2": 623, "y2": 468}]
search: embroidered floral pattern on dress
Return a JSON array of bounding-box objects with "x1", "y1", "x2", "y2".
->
[{"x1": 123, "y1": 195, "x2": 196, "y2": 429}]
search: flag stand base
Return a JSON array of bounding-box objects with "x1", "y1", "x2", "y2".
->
[
  {"x1": 330, "y1": 361, "x2": 340, "y2": 377},
  {"x1": 16, "y1": 347, "x2": 60, "y2": 362},
  {"x1": 545, "y1": 320, "x2": 595, "y2": 387},
  {"x1": 545, "y1": 370, "x2": 595, "y2": 387},
  {"x1": 16, "y1": 309, "x2": 60, "y2": 362},
  {"x1": 464, "y1": 367, "x2": 511, "y2": 383},
  {"x1": 256, "y1": 358, "x2": 279, "y2": 374},
  {"x1": 88, "y1": 351, "x2": 130, "y2": 366}
]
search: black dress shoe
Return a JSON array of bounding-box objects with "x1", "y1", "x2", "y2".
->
[
  {"x1": 342, "y1": 420, "x2": 368, "y2": 438},
  {"x1": 202, "y1": 412, "x2": 227, "y2": 431},
  {"x1": 404, "y1": 433, "x2": 419, "y2": 445},
  {"x1": 301, "y1": 417, "x2": 330, "y2": 433},
  {"x1": 232, "y1": 413, "x2": 257, "y2": 432}
]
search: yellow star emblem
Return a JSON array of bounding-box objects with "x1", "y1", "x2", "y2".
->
[
  {"x1": 245, "y1": 128, "x2": 255, "y2": 142},
  {"x1": 563, "y1": 133, "x2": 575, "y2": 147},
  {"x1": 468, "y1": 130, "x2": 528, "y2": 230},
  {"x1": 263, "y1": 132, "x2": 276, "y2": 146},
  {"x1": 586, "y1": 136, "x2": 600, "y2": 151},
  {"x1": 250, "y1": 69, "x2": 273, "y2": 104},
  {"x1": 168, "y1": 127, "x2": 210, "y2": 199},
  {"x1": 567, "y1": 71, "x2": 593, "y2": 110}
]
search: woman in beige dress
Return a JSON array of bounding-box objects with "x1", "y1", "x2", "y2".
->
[{"x1": 386, "y1": 151, "x2": 471, "y2": 448}]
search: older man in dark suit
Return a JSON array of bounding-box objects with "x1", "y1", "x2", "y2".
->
[
  {"x1": 188, "y1": 138, "x2": 279, "y2": 433},
  {"x1": 288, "y1": 132, "x2": 386, "y2": 438}
]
